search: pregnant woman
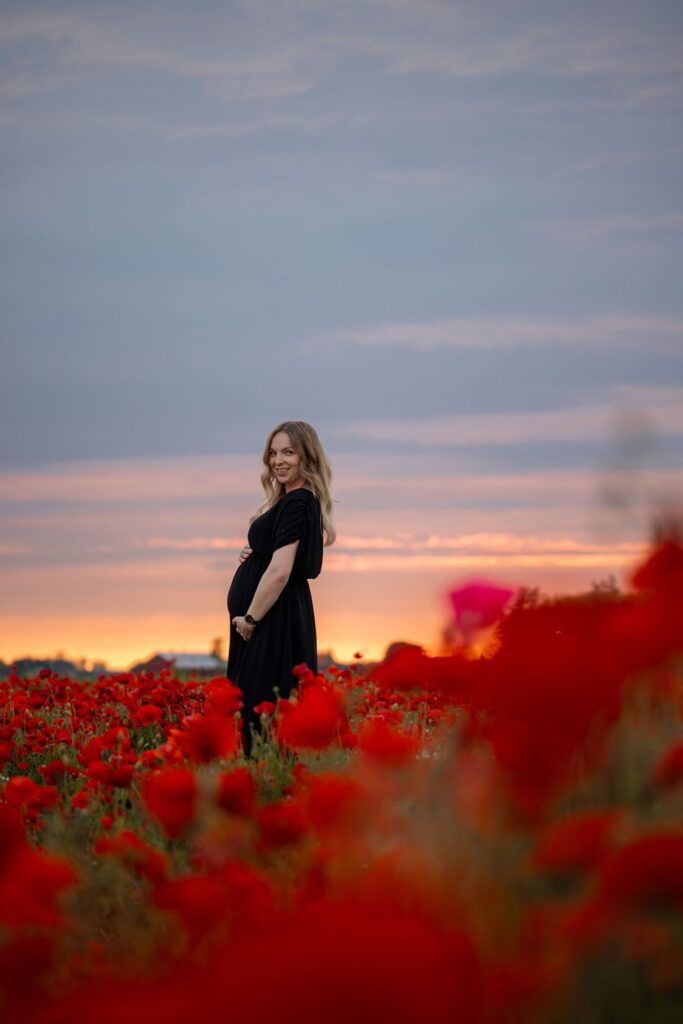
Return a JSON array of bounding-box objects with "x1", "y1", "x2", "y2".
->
[{"x1": 227, "y1": 420, "x2": 336, "y2": 755}]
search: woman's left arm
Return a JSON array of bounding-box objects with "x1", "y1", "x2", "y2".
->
[{"x1": 232, "y1": 541, "x2": 299, "y2": 637}]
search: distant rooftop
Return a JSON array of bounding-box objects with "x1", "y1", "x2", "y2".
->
[{"x1": 155, "y1": 652, "x2": 225, "y2": 670}]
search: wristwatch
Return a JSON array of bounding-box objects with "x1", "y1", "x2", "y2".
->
[{"x1": 244, "y1": 613, "x2": 259, "y2": 626}]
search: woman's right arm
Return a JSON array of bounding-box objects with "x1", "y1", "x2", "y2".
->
[{"x1": 244, "y1": 542, "x2": 299, "y2": 622}]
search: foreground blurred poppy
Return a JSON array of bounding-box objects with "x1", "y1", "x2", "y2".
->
[
  {"x1": 141, "y1": 768, "x2": 197, "y2": 838},
  {"x1": 216, "y1": 767, "x2": 255, "y2": 817},
  {"x1": 256, "y1": 798, "x2": 309, "y2": 849},
  {"x1": 597, "y1": 831, "x2": 683, "y2": 911},
  {"x1": 24, "y1": 900, "x2": 483, "y2": 1024},
  {"x1": 530, "y1": 809, "x2": 621, "y2": 874},
  {"x1": 651, "y1": 741, "x2": 683, "y2": 790},
  {"x1": 448, "y1": 579, "x2": 516, "y2": 643},
  {"x1": 276, "y1": 685, "x2": 345, "y2": 750},
  {"x1": 96, "y1": 830, "x2": 169, "y2": 885},
  {"x1": 358, "y1": 717, "x2": 419, "y2": 766},
  {"x1": 0, "y1": 843, "x2": 78, "y2": 929},
  {"x1": 630, "y1": 536, "x2": 683, "y2": 595}
]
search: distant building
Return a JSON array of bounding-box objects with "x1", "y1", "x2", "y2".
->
[
  {"x1": 129, "y1": 647, "x2": 382, "y2": 678},
  {"x1": 130, "y1": 651, "x2": 226, "y2": 675},
  {"x1": 2, "y1": 656, "x2": 80, "y2": 678}
]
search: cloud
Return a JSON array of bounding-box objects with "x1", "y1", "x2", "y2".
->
[
  {"x1": 0, "y1": 541, "x2": 32, "y2": 556},
  {"x1": 330, "y1": 385, "x2": 683, "y2": 447},
  {"x1": 0, "y1": 454, "x2": 259, "y2": 503},
  {"x1": 541, "y1": 213, "x2": 683, "y2": 244},
  {"x1": 145, "y1": 536, "x2": 243, "y2": 551},
  {"x1": 335, "y1": 1, "x2": 683, "y2": 83},
  {"x1": 1, "y1": 1, "x2": 680, "y2": 113},
  {"x1": 309, "y1": 314, "x2": 683, "y2": 353},
  {"x1": 2, "y1": 453, "x2": 682, "y2": 516},
  {"x1": 0, "y1": 6, "x2": 320, "y2": 103},
  {"x1": 142, "y1": 528, "x2": 645, "y2": 565},
  {"x1": 322, "y1": 549, "x2": 644, "y2": 573}
]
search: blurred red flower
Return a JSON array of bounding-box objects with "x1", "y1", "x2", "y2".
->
[
  {"x1": 141, "y1": 767, "x2": 197, "y2": 838},
  {"x1": 304, "y1": 772, "x2": 371, "y2": 837},
  {"x1": 631, "y1": 537, "x2": 683, "y2": 595},
  {"x1": 531, "y1": 809, "x2": 621, "y2": 874},
  {"x1": 0, "y1": 843, "x2": 78, "y2": 928},
  {"x1": 358, "y1": 717, "x2": 419, "y2": 766},
  {"x1": 216, "y1": 767, "x2": 255, "y2": 817},
  {"x1": 369, "y1": 644, "x2": 432, "y2": 692},
  {"x1": 253, "y1": 700, "x2": 275, "y2": 716},
  {"x1": 449, "y1": 579, "x2": 516, "y2": 642},
  {"x1": 256, "y1": 798, "x2": 309, "y2": 849},
  {"x1": 277, "y1": 685, "x2": 346, "y2": 750},
  {"x1": 96, "y1": 830, "x2": 169, "y2": 884},
  {"x1": 134, "y1": 704, "x2": 164, "y2": 726},
  {"x1": 152, "y1": 874, "x2": 232, "y2": 943},
  {"x1": 178, "y1": 713, "x2": 239, "y2": 764},
  {"x1": 651, "y1": 741, "x2": 683, "y2": 790},
  {"x1": 203, "y1": 679, "x2": 244, "y2": 715},
  {"x1": 597, "y1": 831, "x2": 683, "y2": 911},
  {"x1": 3, "y1": 776, "x2": 59, "y2": 815}
]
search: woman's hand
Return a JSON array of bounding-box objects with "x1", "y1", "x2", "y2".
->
[
  {"x1": 238, "y1": 544, "x2": 253, "y2": 564},
  {"x1": 232, "y1": 615, "x2": 256, "y2": 641}
]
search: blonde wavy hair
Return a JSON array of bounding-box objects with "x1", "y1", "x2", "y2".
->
[{"x1": 249, "y1": 420, "x2": 337, "y2": 546}]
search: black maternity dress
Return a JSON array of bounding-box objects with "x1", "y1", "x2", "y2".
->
[{"x1": 226, "y1": 487, "x2": 323, "y2": 753}]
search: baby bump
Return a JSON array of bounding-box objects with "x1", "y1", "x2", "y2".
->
[{"x1": 227, "y1": 555, "x2": 266, "y2": 618}]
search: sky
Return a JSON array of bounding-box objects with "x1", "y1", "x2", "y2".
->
[{"x1": 1, "y1": 0, "x2": 682, "y2": 668}]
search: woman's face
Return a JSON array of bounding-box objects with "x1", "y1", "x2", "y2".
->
[{"x1": 269, "y1": 431, "x2": 305, "y2": 491}]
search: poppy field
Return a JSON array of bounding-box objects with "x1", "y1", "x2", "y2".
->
[{"x1": 2, "y1": 531, "x2": 683, "y2": 1023}]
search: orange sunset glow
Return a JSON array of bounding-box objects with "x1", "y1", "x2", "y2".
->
[
  {"x1": 1, "y1": 452, "x2": 673, "y2": 670},
  {"x1": 2, "y1": 2, "x2": 682, "y2": 676}
]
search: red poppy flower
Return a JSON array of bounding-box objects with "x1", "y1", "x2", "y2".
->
[
  {"x1": 203, "y1": 679, "x2": 244, "y2": 715},
  {"x1": 0, "y1": 844, "x2": 78, "y2": 928},
  {"x1": 358, "y1": 717, "x2": 419, "y2": 766},
  {"x1": 39, "y1": 759, "x2": 76, "y2": 784},
  {"x1": 304, "y1": 772, "x2": 370, "y2": 836},
  {"x1": 631, "y1": 537, "x2": 683, "y2": 594},
  {"x1": 0, "y1": 804, "x2": 25, "y2": 867},
  {"x1": 178, "y1": 713, "x2": 239, "y2": 764},
  {"x1": 597, "y1": 831, "x2": 683, "y2": 911},
  {"x1": 3, "y1": 776, "x2": 59, "y2": 814},
  {"x1": 368, "y1": 644, "x2": 432, "y2": 692},
  {"x1": 216, "y1": 767, "x2": 255, "y2": 817},
  {"x1": 256, "y1": 798, "x2": 309, "y2": 849},
  {"x1": 141, "y1": 767, "x2": 197, "y2": 838},
  {"x1": 152, "y1": 874, "x2": 233, "y2": 943},
  {"x1": 77, "y1": 735, "x2": 106, "y2": 767},
  {"x1": 134, "y1": 704, "x2": 164, "y2": 726},
  {"x1": 253, "y1": 700, "x2": 275, "y2": 716},
  {"x1": 276, "y1": 685, "x2": 345, "y2": 750},
  {"x1": 448, "y1": 578, "x2": 516, "y2": 641},
  {"x1": 0, "y1": 933, "x2": 55, "y2": 1008},
  {"x1": 70, "y1": 790, "x2": 90, "y2": 811},
  {"x1": 651, "y1": 741, "x2": 683, "y2": 789},
  {"x1": 86, "y1": 760, "x2": 135, "y2": 789},
  {"x1": 531, "y1": 809, "x2": 621, "y2": 874},
  {"x1": 96, "y1": 830, "x2": 168, "y2": 884}
]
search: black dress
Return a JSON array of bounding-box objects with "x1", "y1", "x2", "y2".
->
[{"x1": 226, "y1": 487, "x2": 324, "y2": 752}]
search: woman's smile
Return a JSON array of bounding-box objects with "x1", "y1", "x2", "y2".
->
[{"x1": 269, "y1": 431, "x2": 307, "y2": 492}]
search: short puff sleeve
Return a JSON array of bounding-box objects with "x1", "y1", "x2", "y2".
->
[{"x1": 273, "y1": 490, "x2": 310, "y2": 553}]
